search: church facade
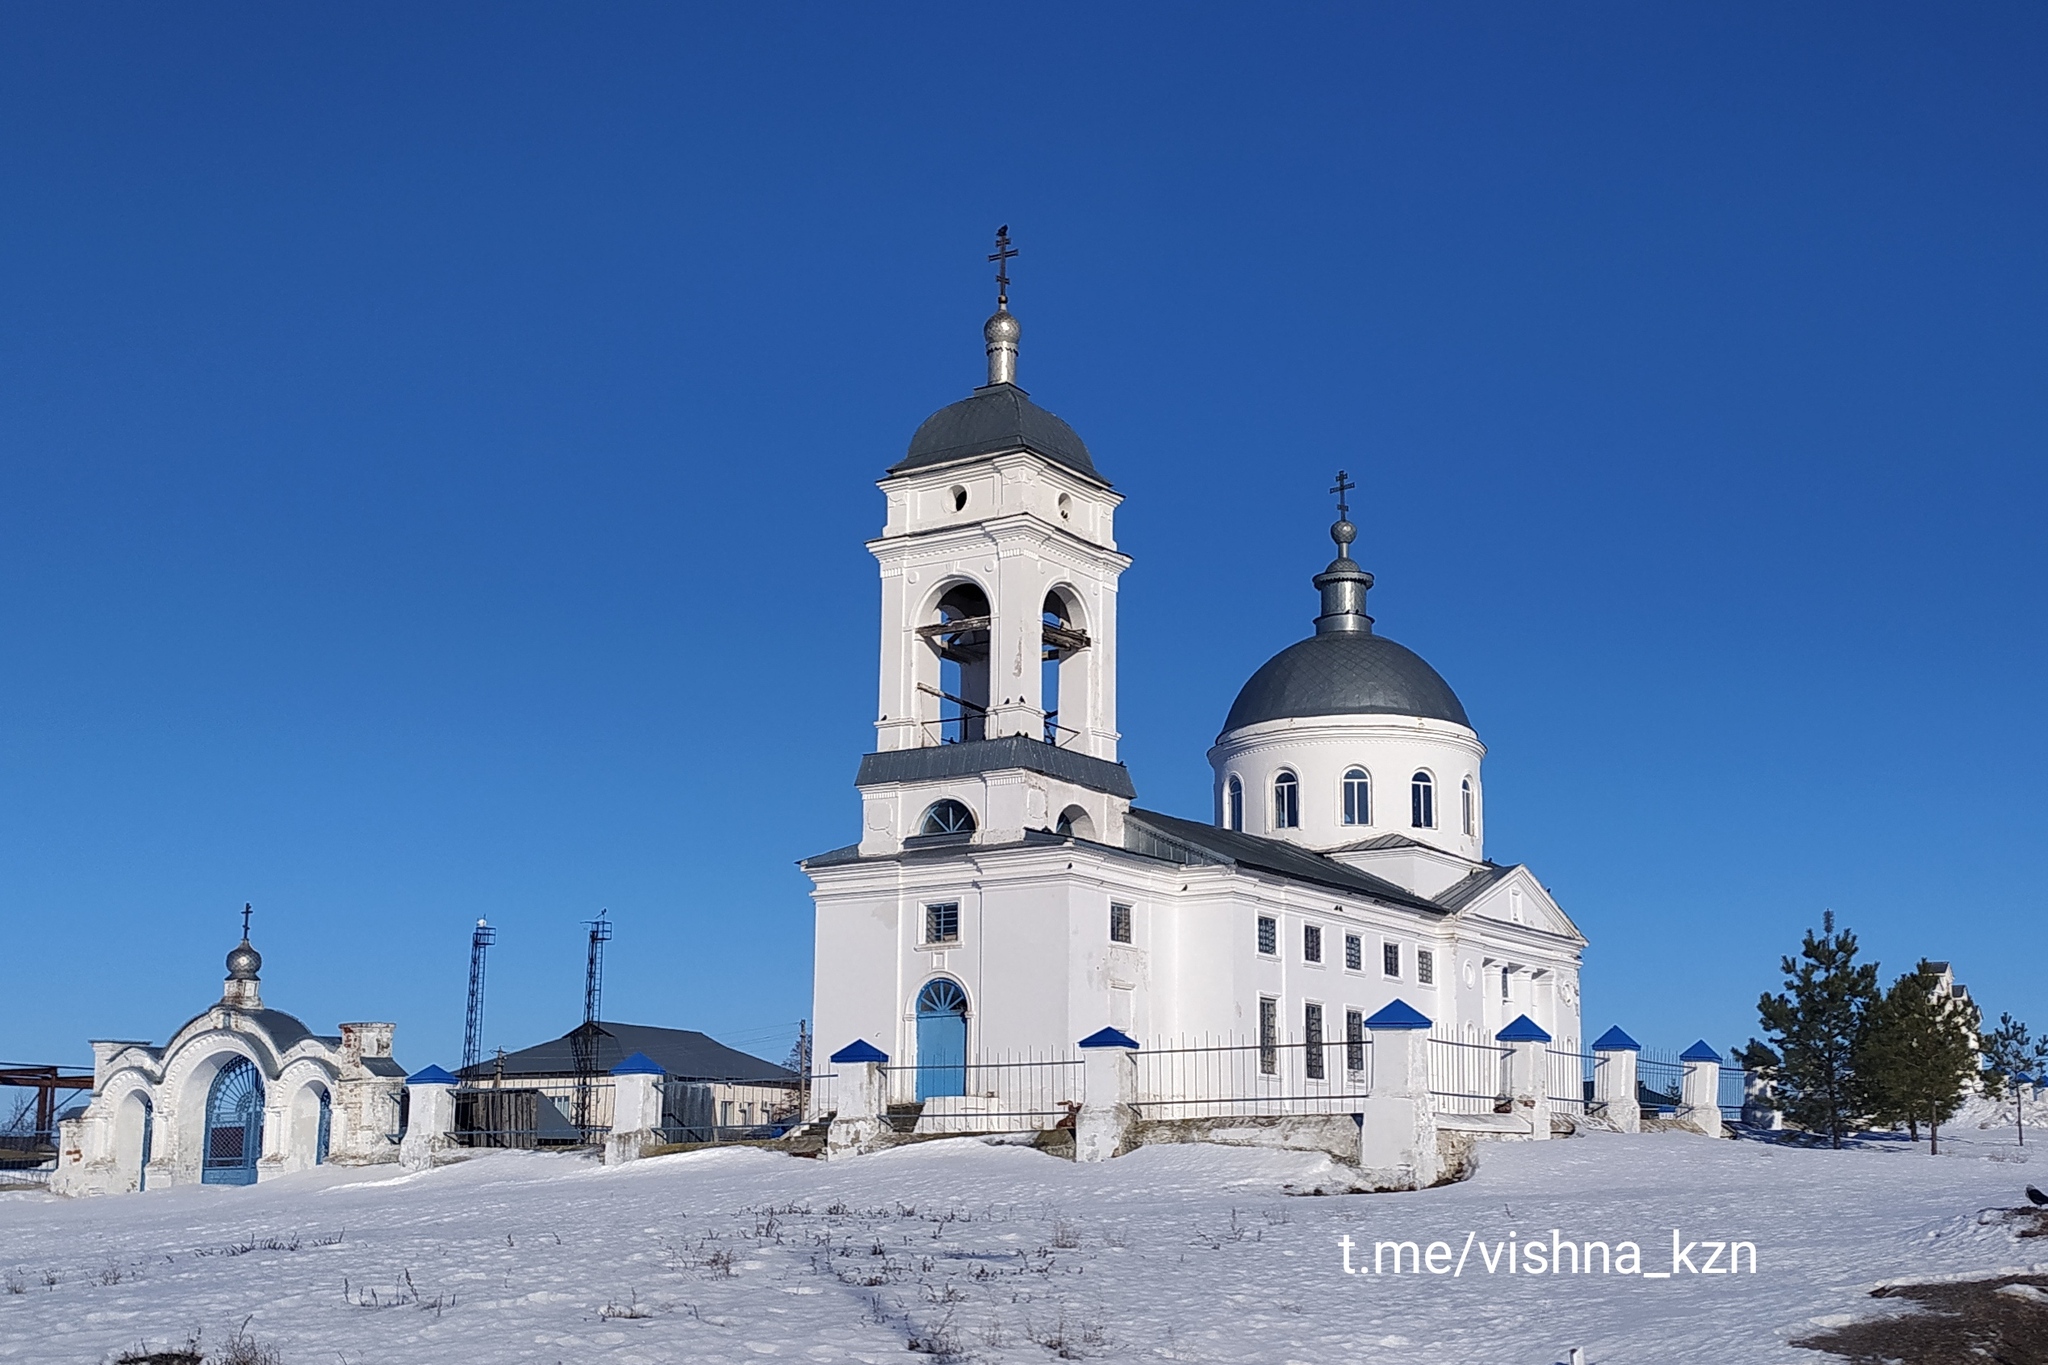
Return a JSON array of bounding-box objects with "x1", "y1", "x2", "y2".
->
[{"x1": 805, "y1": 278, "x2": 1586, "y2": 1114}]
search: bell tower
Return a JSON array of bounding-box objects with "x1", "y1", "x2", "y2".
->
[{"x1": 856, "y1": 230, "x2": 1135, "y2": 856}]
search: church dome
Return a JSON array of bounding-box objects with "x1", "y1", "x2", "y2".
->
[
  {"x1": 226, "y1": 939, "x2": 261, "y2": 980},
  {"x1": 891, "y1": 383, "x2": 1103, "y2": 484},
  {"x1": 1222, "y1": 631, "x2": 1470, "y2": 734}
]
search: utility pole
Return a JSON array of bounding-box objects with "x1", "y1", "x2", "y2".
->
[{"x1": 461, "y1": 919, "x2": 495, "y2": 1080}]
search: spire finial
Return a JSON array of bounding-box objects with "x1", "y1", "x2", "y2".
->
[
  {"x1": 983, "y1": 226, "x2": 1021, "y2": 387},
  {"x1": 240, "y1": 901, "x2": 252, "y2": 940},
  {"x1": 1328, "y1": 469, "x2": 1358, "y2": 561},
  {"x1": 1314, "y1": 471, "x2": 1373, "y2": 634}
]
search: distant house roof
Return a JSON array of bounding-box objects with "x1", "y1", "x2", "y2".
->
[{"x1": 459, "y1": 1022, "x2": 796, "y2": 1086}]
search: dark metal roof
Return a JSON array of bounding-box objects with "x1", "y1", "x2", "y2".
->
[
  {"x1": 855, "y1": 736, "x2": 1137, "y2": 799},
  {"x1": 1122, "y1": 809, "x2": 1446, "y2": 913},
  {"x1": 459, "y1": 1022, "x2": 795, "y2": 1085},
  {"x1": 1222, "y1": 631, "x2": 1469, "y2": 733},
  {"x1": 890, "y1": 383, "x2": 1104, "y2": 484},
  {"x1": 1431, "y1": 864, "x2": 1518, "y2": 913}
]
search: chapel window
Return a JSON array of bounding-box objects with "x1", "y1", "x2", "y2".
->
[
  {"x1": 1225, "y1": 776, "x2": 1245, "y2": 832},
  {"x1": 1345, "y1": 933, "x2": 1362, "y2": 972},
  {"x1": 1304, "y1": 1002, "x2": 1326, "y2": 1080},
  {"x1": 1411, "y1": 771, "x2": 1435, "y2": 829},
  {"x1": 1462, "y1": 778, "x2": 1475, "y2": 836},
  {"x1": 924, "y1": 903, "x2": 961, "y2": 945},
  {"x1": 1109, "y1": 902, "x2": 1133, "y2": 944},
  {"x1": 1303, "y1": 924, "x2": 1323, "y2": 964},
  {"x1": 1417, "y1": 948, "x2": 1435, "y2": 986},
  {"x1": 1342, "y1": 768, "x2": 1371, "y2": 826},
  {"x1": 1345, "y1": 1009, "x2": 1366, "y2": 1074},
  {"x1": 1273, "y1": 771, "x2": 1300, "y2": 830},
  {"x1": 920, "y1": 800, "x2": 977, "y2": 837},
  {"x1": 1258, "y1": 997, "x2": 1278, "y2": 1075},
  {"x1": 1256, "y1": 915, "x2": 1277, "y2": 956},
  {"x1": 1383, "y1": 941, "x2": 1402, "y2": 979}
]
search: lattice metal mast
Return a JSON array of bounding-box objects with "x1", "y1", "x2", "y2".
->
[
  {"x1": 571, "y1": 910, "x2": 611, "y2": 1133},
  {"x1": 461, "y1": 919, "x2": 495, "y2": 1078},
  {"x1": 583, "y1": 910, "x2": 610, "y2": 1030}
]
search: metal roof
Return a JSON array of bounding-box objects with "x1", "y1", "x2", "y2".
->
[
  {"x1": 459, "y1": 1022, "x2": 795, "y2": 1085},
  {"x1": 1122, "y1": 809, "x2": 1447, "y2": 913},
  {"x1": 1222, "y1": 631, "x2": 1470, "y2": 734},
  {"x1": 854, "y1": 735, "x2": 1137, "y2": 799},
  {"x1": 890, "y1": 382, "x2": 1104, "y2": 484}
]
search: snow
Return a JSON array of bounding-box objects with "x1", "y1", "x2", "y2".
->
[{"x1": 3, "y1": 1126, "x2": 2045, "y2": 1363}]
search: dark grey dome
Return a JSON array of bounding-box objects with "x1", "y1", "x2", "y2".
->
[
  {"x1": 892, "y1": 382, "x2": 1104, "y2": 484},
  {"x1": 1222, "y1": 632, "x2": 1470, "y2": 734},
  {"x1": 226, "y1": 939, "x2": 262, "y2": 980}
]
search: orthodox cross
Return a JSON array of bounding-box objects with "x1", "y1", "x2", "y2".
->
[
  {"x1": 988, "y1": 225, "x2": 1018, "y2": 309},
  {"x1": 1329, "y1": 470, "x2": 1355, "y2": 520},
  {"x1": 241, "y1": 902, "x2": 253, "y2": 938}
]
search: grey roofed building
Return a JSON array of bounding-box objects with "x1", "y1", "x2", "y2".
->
[{"x1": 458, "y1": 1022, "x2": 796, "y2": 1086}]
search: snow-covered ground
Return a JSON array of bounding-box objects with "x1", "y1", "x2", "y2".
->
[{"x1": 3, "y1": 1123, "x2": 2045, "y2": 1364}]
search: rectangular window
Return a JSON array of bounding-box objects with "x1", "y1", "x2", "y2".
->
[
  {"x1": 1258, "y1": 996, "x2": 1278, "y2": 1074},
  {"x1": 1345, "y1": 933, "x2": 1363, "y2": 972},
  {"x1": 1383, "y1": 941, "x2": 1401, "y2": 978},
  {"x1": 1109, "y1": 902, "x2": 1133, "y2": 944},
  {"x1": 1502, "y1": 967, "x2": 1512, "y2": 1000},
  {"x1": 1257, "y1": 915, "x2": 1277, "y2": 956},
  {"x1": 1346, "y1": 1008, "x2": 1366, "y2": 1073},
  {"x1": 1417, "y1": 948, "x2": 1435, "y2": 986},
  {"x1": 924, "y1": 903, "x2": 960, "y2": 945},
  {"x1": 1303, "y1": 924, "x2": 1323, "y2": 963},
  {"x1": 1304, "y1": 1002, "x2": 1325, "y2": 1080}
]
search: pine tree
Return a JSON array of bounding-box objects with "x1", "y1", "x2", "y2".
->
[
  {"x1": 1746, "y1": 911, "x2": 1880, "y2": 1148},
  {"x1": 1861, "y1": 962, "x2": 1980, "y2": 1155},
  {"x1": 1981, "y1": 1013, "x2": 2046, "y2": 1146}
]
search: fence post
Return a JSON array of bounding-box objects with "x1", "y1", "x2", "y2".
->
[
  {"x1": 604, "y1": 1051, "x2": 666, "y2": 1166},
  {"x1": 1358, "y1": 1000, "x2": 1437, "y2": 1190},
  {"x1": 1590, "y1": 1026, "x2": 1641, "y2": 1134},
  {"x1": 1679, "y1": 1041, "x2": 1724, "y2": 1137},
  {"x1": 824, "y1": 1040, "x2": 889, "y2": 1159},
  {"x1": 1075, "y1": 1027, "x2": 1139, "y2": 1162},
  {"x1": 1498, "y1": 1015, "x2": 1553, "y2": 1140},
  {"x1": 398, "y1": 1065, "x2": 458, "y2": 1172}
]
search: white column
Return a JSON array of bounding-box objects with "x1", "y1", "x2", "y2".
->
[
  {"x1": 1357, "y1": 1001, "x2": 1438, "y2": 1191},
  {"x1": 1590, "y1": 1027, "x2": 1641, "y2": 1134},
  {"x1": 824, "y1": 1041, "x2": 890, "y2": 1159},
  {"x1": 605, "y1": 1054, "x2": 666, "y2": 1166},
  {"x1": 1679, "y1": 1043, "x2": 1724, "y2": 1137},
  {"x1": 1499, "y1": 1015, "x2": 1552, "y2": 1141},
  {"x1": 398, "y1": 1067, "x2": 458, "y2": 1172},
  {"x1": 1075, "y1": 1028, "x2": 1138, "y2": 1163}
]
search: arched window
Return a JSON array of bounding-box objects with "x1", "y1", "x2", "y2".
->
[
  {"x1": 1273, "y1": 771, "x2": 1300, "y2": 829},
  {"x1": 920, "y1": 800, "x2": 976, "y2": 836},
  {"x1": 1410, "y1": 771, "x2": 1435, "y2": 829},
  {"x1": 1225, "y1": 775, "x2": 1244, "y2": 831},
  {"x1": 914, "y1": 978, "x2": 969, "y2": 1102},
  {"x1": 1041, "y1": 588, "x2": 1089, "y2": 747},
  {"x1": 1055, "y1": 805, "x2": 1094, "y2": 839},
  {"x1": 927, "y1": 583, "x2": 991, "y2": 743},
  {"x1": 1461, "y1": 778, "x2": 1475, "y2": 836},
  {"x1": 1342, "y1": 768, "x2": 1371, "y2": 826}
]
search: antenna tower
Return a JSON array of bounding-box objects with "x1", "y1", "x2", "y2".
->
[
  {"x1": 461, "y1": 919, "x2": 495, "y2": 1078},
  {"x1": 571, "y1": 910, "x2": 612, "y2": 1134}
]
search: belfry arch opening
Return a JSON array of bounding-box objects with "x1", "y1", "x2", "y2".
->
[
  {"x1": 1040, "y1": 587, "x2": 1091, "y2": 748},
  {"x1": 918, "y1": 582, "x2": 991, "y2": 744}
]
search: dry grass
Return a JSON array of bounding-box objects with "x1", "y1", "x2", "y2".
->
[{"x1": 1793, "y1": 1273, "x2": 2048, "y2": 1364}]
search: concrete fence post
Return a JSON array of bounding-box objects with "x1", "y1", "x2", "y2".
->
[
  {"x1": 1590, "y1": 1026, "x2": 1641, "y2": 1134},
  {"x1": 1075, "y1": 1027, "x2": 1139, "y2": 1162},
  {"x1": 1498, "y1": 1015, "x2": 1553, "y2": 1140},
  {"x1": 824, "y1": 1040, "x2": 889, "y2": 1159},
  {"x1": 398, "y1": 1065, "x2": 459, "y2": 1172},
  {"x1": 1358, "y1": 999, "x2": 1437, "y2": 1190},
  {"x1": 1679, "y1": 1041, "x2": 1724, "y2": 1137},
  {"x1": 604, "y1": 1052, "x2": 666, "y2": 1166}
]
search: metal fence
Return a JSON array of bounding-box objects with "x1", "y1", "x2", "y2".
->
[
  {"x1": 453, "y1": 1079, "x2": 615, "y2": 1149},
  {"x1": 655, "y1": 1079, "x2": 804, "y2": 1145},
  {"x1": 884, "y1": 1053, "x2": 1083, "y2": 1133},
  {"x1": 1132, "y1": 1039, "x2": 1371, "y2": 1120},
  {"x1": 1637, "y1": 1052, "x2": 1685, "y2": 1114},
  {"x1": 1547, "y1": 1048, "x2": 1594, "y2": 1117},
  {"x1": 1427, "y1": 1031, "x2": 1510, "y2": 1115}
]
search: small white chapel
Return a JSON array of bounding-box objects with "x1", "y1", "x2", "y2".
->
[{"x1": 805, "y1": 244, "x2": 1588, "y2": 1109}]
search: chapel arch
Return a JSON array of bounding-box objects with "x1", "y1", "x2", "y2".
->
[
  {"x1": 919, "y1": 580, "x2": 992, "y2": 744},
  {"x1": 1040, "y1": 584, "x2": 1092, "y2": 748},
  {"x1": 287, "y1": 1077, "x2": 334, "y2": 1170},
  {"x1": 1054, "y1": 804, "x2": 1095, "y2": 840},
  {"x1": 112, "y1": 1087, "x2": 154, "y2": 1191}
]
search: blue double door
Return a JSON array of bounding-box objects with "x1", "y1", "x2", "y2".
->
[
  {"x1": 202, "y1": 1057, "x2": 264, "y2": 1186},
  {"x1": 914, "y1": 979, "x2": 968, "y2": 1102}
]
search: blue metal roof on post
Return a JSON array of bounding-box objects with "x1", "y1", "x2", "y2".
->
[
  {"x1": 1591, "y1": 1026, "x2": 1641, "y2": 1052},
  {"x1": 610, "y1": 1051, "x2": 665, "y2": 1076},
  {"x1": 1680, "y1": 1040, "x2": 1724, "y2": 1063},
  {"x1": 1496, "y1": 1015, "x2": 1552, "y2": 1044},
  {"x1": 1363, "y1": 999, "x2": 1431, "y2": 1030},
  {"x1": 406, "y1": 1064, "x2": 458, "y2": 1086},
  {"x1": 1077, "y1": 1027, "x2": 1139, "y2": 1049},
  {"x1": 829, "y1": 1040, "x2": 888, "y2": 1065}
]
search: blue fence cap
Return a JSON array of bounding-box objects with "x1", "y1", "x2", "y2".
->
[
  {"x1": 1680, "y1": 1040, "x2": 1724, "y2": 1064},
  {"x1": 829, "y1": 1039, "x2": 889, "y2": 1065},
  {"x1": 1363, "y1": 999, "x2": 1432, "y2": 1031},
  {"x1": 610, "y1": 1051, "x2": 665, "y2": 1077},
  {"x1": 1591, "y1": 1026, "x2": 1641, "y2": 1053},
  {"x1": 1078, "y1": 1027, "x2": 1139, "y2": 1050},
  {"x1": 406, "y1": 1064, "x2": 458, "y2": 1086},
  {"x1": 1496, "y1": 1014, "x2": 1553, "y2": 1044}
]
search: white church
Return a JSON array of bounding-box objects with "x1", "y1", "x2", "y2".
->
[{"x1": 806, "y1": 261, "x2": 1588, "y2": 1112}]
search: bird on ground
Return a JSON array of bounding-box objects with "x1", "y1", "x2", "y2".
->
[{"x1": 2025, "y1": 1185, "x2": 2047, "y2": 1207}]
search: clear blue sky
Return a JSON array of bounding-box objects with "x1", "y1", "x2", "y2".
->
[{"x1": 4, "y1": 6, "x2": 2043, "y2": 1074}]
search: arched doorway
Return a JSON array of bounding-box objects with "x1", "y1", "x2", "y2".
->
[
  {"x1": 914, "y1": 979, "x2": 969, "y2": 1101},
  {"x1": 202, "y1": 1057, "x2": 265, "y2": 1186},
  {"x1": 316, "y1": 1087, "x2": 331, "y2": 1165}
]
